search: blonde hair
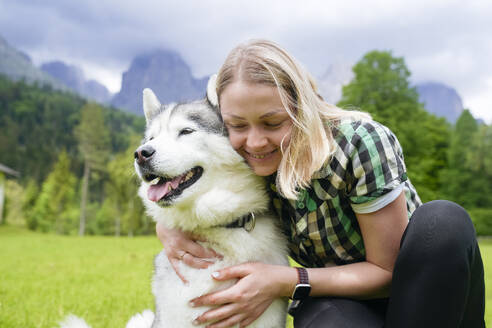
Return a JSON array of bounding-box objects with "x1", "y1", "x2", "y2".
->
[{"x1": 216, "y1": 39, "x2": 370, "y2": 200}]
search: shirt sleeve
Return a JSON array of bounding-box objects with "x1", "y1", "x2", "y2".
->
[
  {"x1": 343, "y1": 121, "x2": 408, "y2": 207},
  {"x1": 351, "y1": 184, "x2": 404, "y2": 213}
]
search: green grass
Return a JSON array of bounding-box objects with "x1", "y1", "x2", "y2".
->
[
  {"x1": 0, "y1": 226, "x2": 489, "y2": 327},
  {"x1": 0, "y1": 226, "x2": 159, "y2": 328},
  {"x1": 481, "y1": 238, "x2": 492, "y2": 326}
]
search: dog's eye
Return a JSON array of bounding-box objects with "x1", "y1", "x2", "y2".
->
[{"x1": 179, "y1": 128, "x2": 195, "y2": 136}]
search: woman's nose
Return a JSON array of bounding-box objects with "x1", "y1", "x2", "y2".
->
[{"x1": 246, "y1": 128, "x2": 268, "y2": 149}]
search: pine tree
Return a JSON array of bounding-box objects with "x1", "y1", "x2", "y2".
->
[
  {"x1": 464, "y1": 120, "x2": 492, "y2": 208},
  {"x1": 105, "y1": 135, "x2": 147, "y2": 236},
  {"x1": 74, "y1": 103, "x2": 110, "y2": 235},
  {"x1": 30, "y1": 151, "x2": 78, "y2": 233},
  {"x1": 440, "y1": 110, "x2": 481, "y2": 209}
]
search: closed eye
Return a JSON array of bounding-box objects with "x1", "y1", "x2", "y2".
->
[
  {"x1": 179, "y1": 128, "x2": 195, "y2": 136},
  {"x1": 225, "y1": 123, "x2": 247, "y2": 130}
]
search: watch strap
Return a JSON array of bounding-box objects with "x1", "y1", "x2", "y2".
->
[
  {"x1": 296, "y1": 267, "x2": 309, "y2": 285},
  {"x1": 288, "y1": 268, "x2": 310, "y2": 316}
]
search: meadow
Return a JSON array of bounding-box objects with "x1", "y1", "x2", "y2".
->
[{"x1": 0, "y1": 226, "x2": 489, "y2": 327}]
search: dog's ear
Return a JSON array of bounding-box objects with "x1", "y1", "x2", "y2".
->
[
  {"x1": 143, "y1": 88, "x2": 162, "y2": 124},
  {"x1": 206, "y1": 74, "x2": 218, "y2": 108}
]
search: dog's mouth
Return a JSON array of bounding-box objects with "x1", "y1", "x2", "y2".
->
[{"x1": 145, "y1": 167, "x2": 203, "y2": 203}]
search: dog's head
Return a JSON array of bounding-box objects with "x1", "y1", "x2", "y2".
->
[{"x1": 134, "y1": 76, "x2": 242, "y2": 209}]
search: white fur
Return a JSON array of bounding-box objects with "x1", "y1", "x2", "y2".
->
[
  {"x1": 59, "y1": 315, "x2": 91, "y2": 328},
  {"x1": 125, "y1": 310, "x2": 155, "y2": 328},
  {"x1": 206, "y1": 74, "x2": 218, "y2": 107},
  {"x1": 59, "y1": 311, "x2": 155, "y2": 328},
  {"x1": 143, "y1": 88, "x2": 162, "y2": 124}
]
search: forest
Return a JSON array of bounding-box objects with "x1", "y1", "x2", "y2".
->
[{"x1": 1, "y1": 50, "x2": 491, "y2": 235}]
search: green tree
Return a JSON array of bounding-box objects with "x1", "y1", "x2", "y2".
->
[
  {"x1": 74, "y1": 103, "x2": 111, "y2": 235},
  {"x1": 439, "y1": 110, "x2": 485, "y2": 209},
  {"x1": 3, "y1": 180, "x2": 26, "y2": 227},
  {"x1": 23, "y1": 179, "x2": 39, "y2": 230},
  {"x1": 448, "y1": 110, "x2": 478, "y2": 169},
  {"x1": 468, "y1": 123, "x2": 492, "y2": 177},
  {"x1": 338, "y1": 50, "x2": 419, "y2": 130},
  {"x1": 29, "y1": 151, "x2": 78, "y2": 233},
  {"x1": 0, "y1": 75, "x2": 84, "y2": 183},
  {"x1": 337, "y1": 50, "x2": 451, "y2": 202},
  {"x1": 105, "y1": 135, "x2": 148, "y2": 236},
  {"x1": 0, "y1": 74, "x2": 144, "y2": 186},
  {"x1": 461, "y1": 118, "x2": 492, "y2": 208}
]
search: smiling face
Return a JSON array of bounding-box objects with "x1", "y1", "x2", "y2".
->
[{"x1": 220, "y1": 81, "x2": 293, "y2": 176}]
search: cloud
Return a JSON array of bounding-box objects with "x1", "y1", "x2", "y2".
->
[{"x1": 0, "y1": 0, "x2": 491, "y2": 121}]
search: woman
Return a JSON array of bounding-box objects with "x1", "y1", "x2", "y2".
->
[{"x1": 156, "y1": 40, "x2": 485, "y2": 328}]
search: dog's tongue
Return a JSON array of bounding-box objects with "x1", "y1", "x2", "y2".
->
[{"x1": 147, "y1": 176, "x2": 183, "y2": 202}]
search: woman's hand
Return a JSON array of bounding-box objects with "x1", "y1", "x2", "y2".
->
[
  {"x1": 190, "y1": 262, "x2": 295, "y2": 328},
  {"x1": 156, "y1": 221, "x2": 222, "y2": 283}
]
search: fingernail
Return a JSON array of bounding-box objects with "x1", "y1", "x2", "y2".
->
[
  {"x1": 189, "y1": 301, "x2": 196, "y2": 307},
  {"x1": 192, "y1": 319, "x2": 200, "y2": 326},
  {"x1": 211, "y1": 271, "x2": 220, "y2": 278}
]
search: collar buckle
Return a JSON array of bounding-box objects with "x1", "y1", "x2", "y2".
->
[{"x1": 224, "y1": 212, "x2": 256, "y2": 232}]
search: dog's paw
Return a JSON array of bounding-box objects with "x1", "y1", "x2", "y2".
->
[
  {"x1": 126, "y1": 309, "x2": 155, "y2": 328},
  {"x1": 59, "y1": 314, "x2": 91, "y2": 328}
]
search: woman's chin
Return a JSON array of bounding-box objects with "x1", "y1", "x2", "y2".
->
[{"x1": 249, "y1": 163, "x2": 278, "y2": 176}]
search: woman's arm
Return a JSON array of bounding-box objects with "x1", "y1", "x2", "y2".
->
[
  {"x1": 307, "y1": 190, "x2": 408, "y2": 299},
  {"x1": 190, "y1": 191, "x2": 408, "y2": 327}
]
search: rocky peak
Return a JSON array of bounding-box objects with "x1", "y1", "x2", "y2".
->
[
  {"x1": 41, "y1": 61, "x2": 85, "y2": 91},
  {"x1": 41, "y1": 60, "x2": 111, "y2": 103},
  {"x1": 416, "y1": 82, "x2": 464, "y2": 123},
  {"x1": 0, "y1": 35, "x2": 64, "y2": 88},
  {"x1": 111, "y1": 49, "x2": 208, "y2": 115}
]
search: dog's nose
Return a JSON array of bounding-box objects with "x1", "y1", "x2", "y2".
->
[{"x1": 134, "y1": 145, "x2": 156, "y2": 165}]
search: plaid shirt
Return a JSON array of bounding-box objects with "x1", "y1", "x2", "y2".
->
[{"x1": 268, "y1": 119, "x2": 422, "y2": 268}]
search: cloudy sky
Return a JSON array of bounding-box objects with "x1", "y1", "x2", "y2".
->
[{"x1": 1, "y1": 0, "x2": 491, "y2": 122}]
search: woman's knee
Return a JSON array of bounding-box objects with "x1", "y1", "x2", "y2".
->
[
  {"x1": 414, "y1": 200, "x2": 474, "y2": 231},
  {"x1": 400, "y1": 200, "x2": 477, "y2": 264}
]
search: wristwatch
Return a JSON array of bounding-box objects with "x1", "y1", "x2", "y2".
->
[{"x1": 288, "y1": 267, "x2": 311, "y2": 315}]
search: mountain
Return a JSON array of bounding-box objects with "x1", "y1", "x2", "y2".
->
[
  {"x1": 41, "y1": 61, "x2": 111, "y2": 103},
  {"x1": 83, "y1": 80, "x2": 112, "y2": 104},
  {"x1": 0, "y1": 35, "x2": 65, "y2": 89},
  {"x1": 317, "y1": 60, "x2": 353, "y2": 104},
  {"x1": 416, "y1": 82, "x2": 463, "y2": 123},
  {"x1": 111, "y1": 49, "x2": 208, "y2": 115}
]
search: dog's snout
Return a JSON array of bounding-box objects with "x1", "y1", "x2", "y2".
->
[{"x1": 135, "y1": 145, "x2": 156, "y2": 165}]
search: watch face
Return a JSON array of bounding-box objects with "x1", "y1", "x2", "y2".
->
[{"x1": 292, "y1": 284, "x2": 311, "y2": 300}]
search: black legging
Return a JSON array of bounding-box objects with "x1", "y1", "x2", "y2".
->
[{"x1": 293, "y1": 200, "x2": 485, "y2": 328}]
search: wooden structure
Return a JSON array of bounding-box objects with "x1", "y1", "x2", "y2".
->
[{"x1": 0, "y1": 163, "x2": 20, "y2": 224}]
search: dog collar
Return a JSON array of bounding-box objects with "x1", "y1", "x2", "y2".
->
[{"x1": 224, "y1": 212, "x2": 256, "y2": 232}]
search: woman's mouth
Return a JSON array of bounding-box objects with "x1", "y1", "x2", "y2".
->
[{"x1": 245, "y1": 149, "x2": 278, "y2": 160}]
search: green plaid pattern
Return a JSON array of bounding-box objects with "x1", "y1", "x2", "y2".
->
[{"x1": 269, "y1": 119, "x2": 422, "y2": 267}]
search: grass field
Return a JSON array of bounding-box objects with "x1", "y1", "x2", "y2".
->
[{"x1": 0, "y1": 225, "x2": 490, "y2": 327}]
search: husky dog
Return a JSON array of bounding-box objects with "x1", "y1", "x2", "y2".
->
[{"x1": 131, "y1": 77, "x2": 289, "y2": 327}]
